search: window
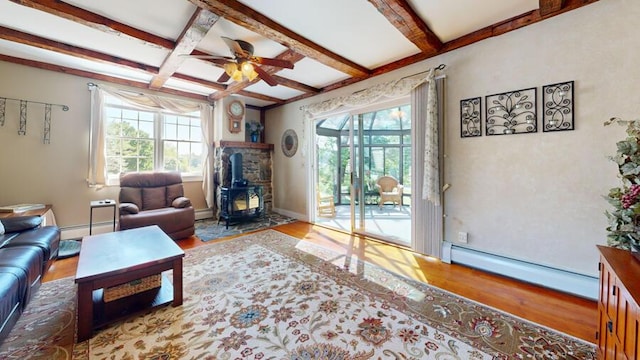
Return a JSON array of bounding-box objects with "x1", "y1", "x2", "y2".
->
[{"x1": 104, "y1": 95, "x2": 204, "y2": 183}]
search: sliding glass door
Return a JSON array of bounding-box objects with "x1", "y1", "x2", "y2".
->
[{"x1": 313, "y1": 102, "x2": 412, "y2": 246}]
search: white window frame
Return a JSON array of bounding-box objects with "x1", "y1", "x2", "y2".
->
[{"x1": 103, "y1": 96, "x2": 204, "y2": 185}]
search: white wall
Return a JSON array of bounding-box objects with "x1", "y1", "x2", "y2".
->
[
  {"x1": 0, "y1": 65, "x2": 209, "y2": 229},
  {"x1": 266, "y1": 0, "x2": 639, "y2": 277}
]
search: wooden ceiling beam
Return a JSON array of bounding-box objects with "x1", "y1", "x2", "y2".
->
[
  {"x1": 271, "y1": 75, "x2": 321, "y2": 94},
  {"x1": 187, "y1": 0, "x2": 370, "y2": 77},
  {"x1": 0, "y1": 54, "x2": 209, "y2": 102},
  {"x1": 0, "y1": 25, "x2": 159, "y2": 74},
  {"x1": 170, "y1": 72, "x2": 280, "y2": 102},
  {"x1": 367, "y1": 0, "x2": 442, "y2": 53},
  {"x1": 277, "y1": 0, "x2": 600, "y2": 109},
  {"x1": 171, "y1": 73, "x2": 226, "y2": 91},
  {"x1": 539, "y1": 0, "x2": 566, "y2": 16},
  {"x1": 149, "y1": 8, "x2": 219, "y2": 90},
  {"x1": 370, "y1": 0, "x2": 599, "y2": 76},
  {"x1": 8, "y1": 0, "x2": 176, "y2": 50}
]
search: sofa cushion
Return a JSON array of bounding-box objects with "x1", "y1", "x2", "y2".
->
[
  {"x1": 142, "y1": 187, "x2": 166, "y2": 210},
  {"x1": 119, "y1": 206, "x2": 195, "y2": 240},
  {"x1": 0, "y1": 269, "x2": 27, "y2": 329},
  {"x1": 0, "y1": 233, "x2": 19, "y2": 248},
  {"x1": 119, "y1": 187, "x2": 142, "y2": 209},
  {"x1": 3, "y1": 226, "x2": 60, "y2": 264},
  {"x1": 0, "y1": 247, "x2": 43, "y2": 292},
  {"x1": 166, "y1": 184, "x2": 184, "y2": 205},
  {"x1": 1, "y1": 216, "x2": 42, "y2": 233}
]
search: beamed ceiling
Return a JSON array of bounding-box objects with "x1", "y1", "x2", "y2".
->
[{"x1": 0, "y1": 0, "x2": 599, "y2": 110}]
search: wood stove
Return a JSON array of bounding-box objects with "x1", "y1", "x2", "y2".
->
[{"x1": 218, "y1": 153, "x2": 264, "y2": 228}]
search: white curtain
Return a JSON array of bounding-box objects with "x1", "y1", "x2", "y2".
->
[
  {"x1": 87, "y1": 85, "x2": 106, "y2": 188},
  {"x1": 87, "y1": 84, "x2": 215, "y2": 206},
  {"x1": 423, "y1": 69, "x2": 440, "y2": 206},
  {"x1": 411, "y1": 75, "x2": 445, "y2": 257},
  {"x1": 303, "y1": 75, "x2": 429, "y2": 117}
]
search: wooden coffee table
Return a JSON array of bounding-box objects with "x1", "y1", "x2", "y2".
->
[{"x1": 74, "y1": 225, "x2": 184, "y2": 342}]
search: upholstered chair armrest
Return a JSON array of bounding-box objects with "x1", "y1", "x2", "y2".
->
[
  {"x1": 396, "y1": 184, "x2": 404, "y2": 195},
  {"x1": 0, "y1": 215, "x2": 42, "y2": 233},
  {"x1": 172, "y1": 196, "x2": 192, "y2": 209},
  {"x1": 375, "y1": 184, "x2": 382, "y2": 193},
  {"x1": 119, "y1": 202, "x2": 139, "y2": 215}
]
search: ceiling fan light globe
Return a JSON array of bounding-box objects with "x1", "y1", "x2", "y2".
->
[
  {"x1": 231, "y1": 70, "x2": 244, "y2": 82},
  {"x1": 248, "y1": 70, "x2": 259, "y2": 81},
  {"x1": 224, "y1": 62, "x2": 238, "y2": 76},
  {"x1": 241, "y1": 62, "x2": 254, "y2": 73}
]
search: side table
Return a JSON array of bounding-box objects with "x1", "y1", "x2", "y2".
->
[{"x1": 89, "y1": 200, "x2": 116, "y2": 235}]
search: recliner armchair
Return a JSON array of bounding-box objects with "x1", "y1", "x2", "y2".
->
[{"x1": 118, "y1": 171, "x2": 195, "y2": 240}]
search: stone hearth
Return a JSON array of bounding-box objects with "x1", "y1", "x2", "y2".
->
[{"x1": 213, "y1": 141, "x2": 274, "y2": 218}]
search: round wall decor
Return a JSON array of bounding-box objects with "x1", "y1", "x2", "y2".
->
[{"x1": 281, "y1": 129, "x2": 298, "y2": 157}]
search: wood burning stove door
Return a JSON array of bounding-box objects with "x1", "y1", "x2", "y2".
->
[{"x1": 219, "y1": 186, "x2": 264, "y2": 228}]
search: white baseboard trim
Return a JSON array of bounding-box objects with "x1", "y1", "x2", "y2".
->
[
  {"x1": 60, "y1": 208, "x2": 214, "y2": 240},
  {"x1": 271, "y1": 207, "x2": 306, "y2": 222},
  {"x1": 442, "y1": 241, "x2": 599, "y2": 300}
]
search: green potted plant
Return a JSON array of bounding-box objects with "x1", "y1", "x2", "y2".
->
[
  {"x1": 604, "y1": 117, "x2": 640, "y2": 252},
  {"x1": 246, "y1": 121, "x2": 264, "y2": 143}
]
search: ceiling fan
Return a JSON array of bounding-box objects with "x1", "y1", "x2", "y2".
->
[{"x1": 185, "y1": 37, "x2": 294, "y2": 86}]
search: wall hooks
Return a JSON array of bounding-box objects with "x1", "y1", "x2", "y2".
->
[{"x1": 0, "y1": 96, "x2": 69, "y2": 144}]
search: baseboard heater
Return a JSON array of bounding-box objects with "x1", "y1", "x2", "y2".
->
[
  {"x1": 60, "y1": 208, "x2": 213, "y2": 240},
  {"x1": 442, "y1": 242, "x2": 599, "y2": 300}
]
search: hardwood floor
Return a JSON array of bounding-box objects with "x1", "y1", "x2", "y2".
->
[{"x1": 44, "y1": 221, "x2": 597, "y2": 344}]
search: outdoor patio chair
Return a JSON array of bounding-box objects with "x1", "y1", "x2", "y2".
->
[
  {"x1": 317, "y1": 191, "x2": 335, "y2": 217},
  {"x1": 375, "y1": 176, "x2": 403, "y2": 208}
]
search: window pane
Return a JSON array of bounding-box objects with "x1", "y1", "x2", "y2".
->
[
  {"x1": 385, "y1": 147, "x2": 399, "y2": 178},
  {"x1": 138, "y1": 120, "x2": 154, "y2": 138},
  {"x1": 164, "y1": 121, "x2": 177, "y2": 140},
  {"x1": 177, "y1": 125, "x2": 190, "y2": 141},
  {"x1": 403, "y1": 147, "x2": 411, "y2": 191}
]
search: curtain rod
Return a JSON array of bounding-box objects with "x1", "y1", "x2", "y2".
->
[
  {"x1": 299, "y1": 64, "x2": 446, "y2": 110},
  {"x1": 400, "y1": 63, "x2": 446, "y2": 81}
]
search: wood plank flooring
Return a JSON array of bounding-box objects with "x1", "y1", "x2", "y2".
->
[{"x1": 43, "y1": 221, "x2": 597, "y2": 343}]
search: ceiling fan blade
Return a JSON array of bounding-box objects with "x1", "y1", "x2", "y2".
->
[
  {"x1": 217, "y1": 71, "x2": 231, "y2": 83},
  {"x1": 251, "y1": 56, "x2": 294, "y2": 69},
  {"x1": 253, "y1": 65, "x2": 278, "y2": 86},
  {"x1": 221, "y1": 36, "x2": 248, "y2": 58},
  {"x1": 179, "y1": 54, "x2": 232, "y2": 60}
]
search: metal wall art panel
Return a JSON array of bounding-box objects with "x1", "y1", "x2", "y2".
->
[
  {"x1": 542, "y1": 81, "x2": 574, "y2": 132},
  {"x1": 485, "y1": 87, "x2": 537, "y2": 136},
  {"x1": 460, "y1": 97, "x2": 481, "y2": 137}
]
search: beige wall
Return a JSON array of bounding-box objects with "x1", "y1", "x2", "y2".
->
[
  {"x1": 266, "y1": 0, "x2": 639, "y2": 277},
  {"x1": 0, "y1": 65, "x2": 209, "y2": 228}
]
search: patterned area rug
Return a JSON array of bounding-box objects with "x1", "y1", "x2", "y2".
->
[
  {"x1": 195, "y1": 212, "x2": 296, "y2": 241},
  {"x1": 0, "y1": 230, "x2": 596, "y2": 359}
]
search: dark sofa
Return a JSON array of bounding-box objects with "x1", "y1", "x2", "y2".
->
[{"x1": 0, "y1": 215, "x2": 60, "y2": 344}]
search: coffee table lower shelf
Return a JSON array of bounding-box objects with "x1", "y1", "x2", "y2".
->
[{"x1": 91, "y1": 275, "x2": 173, "y2": 330}]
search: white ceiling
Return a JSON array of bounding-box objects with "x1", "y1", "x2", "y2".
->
[{"x1": 0, "y1": 0, "x2": 585, "y2": 108}]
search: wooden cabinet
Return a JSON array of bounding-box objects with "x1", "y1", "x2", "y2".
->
[{"x1": 597, "y1": 245, "x2": 640, "y2": 359}]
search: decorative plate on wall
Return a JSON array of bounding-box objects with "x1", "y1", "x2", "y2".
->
[{"x1": 281, "y1": 129, "x2": 298, "y2": 157}]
